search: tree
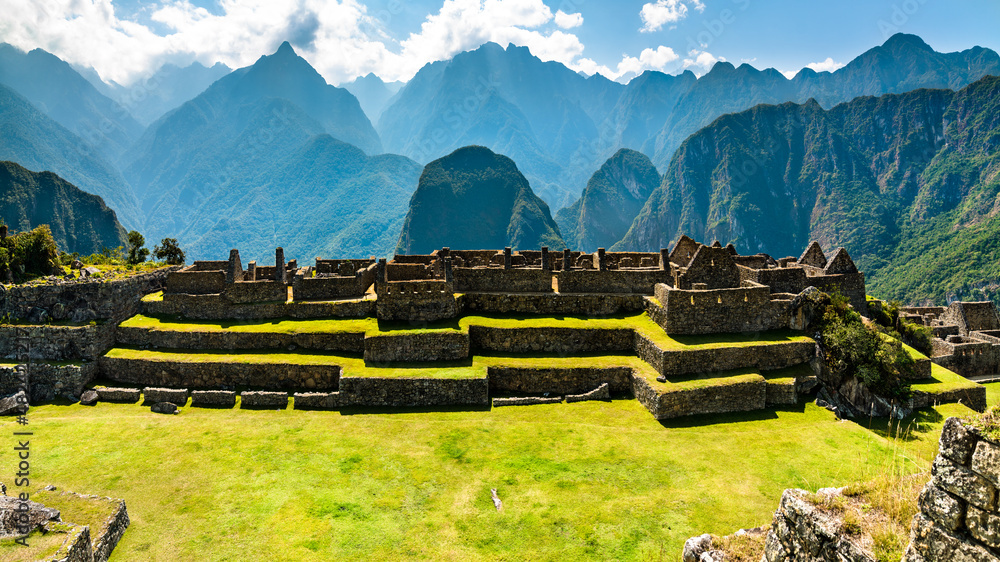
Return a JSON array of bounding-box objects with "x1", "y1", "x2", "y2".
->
[
  {"x1": 127, "y1": 230, "x2": 149, "y2": 264},
  {"x1": 154, "y1": 238, "x2": 185, "y2": 265}
]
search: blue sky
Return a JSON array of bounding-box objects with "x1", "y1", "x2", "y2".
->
[{"x1": 2, "y1": 0, "x2": 997, "y2": 85}]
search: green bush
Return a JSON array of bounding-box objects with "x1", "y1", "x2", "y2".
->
[{"x1": 0, "y1": 224, "x2": 59, "y2": 282}]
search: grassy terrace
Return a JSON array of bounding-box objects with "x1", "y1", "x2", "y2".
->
[
  {"x1": 121, "y1": 312, "x2": 814, "y2": 351},
  {"x1": 3, "y1": 395, "x2": 987, "y2": 561}
]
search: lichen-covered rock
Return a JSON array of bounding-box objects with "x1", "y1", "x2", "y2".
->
[
  {"x1": 903, "y1": 513, "x2": 1000, "y2": 562},
  {"x1": 761, "y1": 489, "x2": 874, "y2": 562},
  {"x1": 966, "y1": 505, "x2": 1000, "y2": 549},
  {"x1": 79, "y1": 389, "x2": 98, "y2": 406},
  {"x1": 939, "y1": 416, "x2": 978, "y2": 465},
  {"x1": 0, "y1": 495, "x2": 60, "y2": 537},
  {"x1": 917, "y1": 483, "x2": 964, "y2": 532},
  {"x1": 971, "y1": 439, "x2": 1000, "y2": 488},
  {"x1": 931, "y1": 455, "x2": 996, "y2": 511},
  {"x1": 682, "y1": 533, "x2": 712, "y2": 562}
]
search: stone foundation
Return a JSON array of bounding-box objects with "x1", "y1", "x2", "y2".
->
[
  {"x1": 632, "y1": 372, "x2": 766, "y2": 420},
  {"x1": 240, "y1": 391, "x2": 289, "y2": 408},
  {"x1": 99, "y1": 356, "x2": 340, "y2": 390},
  {"x1": 117, "y1": 325, "x2": 366, "y2": 353},
  {"x1": 469, "y1": 326, "x2": 634, "y2": 354},
  {"x1": 95, "y1": 387, "x2": 140, "y2": 403},
  {"x1": 142, "y1": 387, "x2": 189, "y2": 405},
  {"x1": 363, "y1": 331, "x2": 469, "y2": 363},
  {"x1": 191, "y1": 390, "x2": 237, "y2": 407},
  {"x1": 338, "y1": 376, "x2": 488, "y2": 407},
  {"x1": 487, "y1": 366, "x2": 632, "y2": 394}
]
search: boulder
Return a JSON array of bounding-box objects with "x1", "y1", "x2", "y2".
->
[
  {"x1": 150, "y1": 402, "x2": 178, "y2": 415},
  {"x1": 0, "y1": 496, "x2": 60, "y2": 538},
  {"x1": 79, "y1": 390, "x2": 98, "y2": 406},
  {"x1": 682, "y1": 533, "x2": 712, "y2": 562},
  {"x1": 81, "y1": 266, "x2": 100, "y2": 277},
  {"x1": 0, "y1": 391, "x2": 29, "y2": 416},
  {"x1": 70, "y1": 259, "x2": 83, "y2": 269}
]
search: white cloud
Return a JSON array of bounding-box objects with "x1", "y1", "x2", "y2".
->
[
  {"x1": 804, "y1": 57, "x2": 845, "y2": 73},
  {"x1": 640, "y1": 0, "x2": 705, "y2": 33},
  {"x1": 682, "y1": 49, "x2": 724, "y2": 75},
  {"x1": 613, "y1": 46, "x2": 680, "y2": 80},
  {"x1": 553, "y1": 10, "x2": 583, "y2": 29}
]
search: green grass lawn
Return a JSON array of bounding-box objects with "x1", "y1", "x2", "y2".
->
[{"x1": 2, "y1": 397, "x2": 978, "y2": 561}]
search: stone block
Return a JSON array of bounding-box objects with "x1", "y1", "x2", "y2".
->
[
  {"x1": 143, "y1": 387, "x2": 189, "y2": 405},
  {"x1": 190, "y1": 390, "x2": 237, "y2": 408},
  {"x1": 492, "y1": 396, "x2": 562, "y2": 407},
  {"x1": 151, "y1": 402, "x2": 178, "y2": 414},
  {"x1": 565, "y1": 382, "x2": 610, "y2": 403},
  {"x1": 940, "y1": 417, "x2": 978, "y2": 466},
  {"x1": 96, "y1": 387, "x2": 141, "y2": 403},
  {"x1": 967, "y1": 505, "x2": 1000, "y2": 549},
  {"x1": 293, "y1": 392, "x2": 338, "y2": 410},
  {"x1": 972, "y1": 439, "x2": 1000, "y2": 488},
  {"x1": 918, "y1": 482, "x2": 965, "y2": 532},
  {"x1": 906, "y1": 513, "x2": 1000, "y2": 562},
  {"x1": 932, "y1": 455, "x2": 996, "y2": 511},
  {"x1": 241, "y1": 391, "x2": 289, "y2": 408}
]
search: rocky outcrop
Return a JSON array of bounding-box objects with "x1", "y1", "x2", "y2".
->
[
  {"x1": 762, "y1": 488, "x2": 874, "y2": 561},
  {"x1": 902, "y1": 417, "x2": 1000, "y2": 561}
]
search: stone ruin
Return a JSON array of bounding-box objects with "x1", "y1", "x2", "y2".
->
[{"x1": 898, "y1": 300, "x2": 1000, "y2": 381}]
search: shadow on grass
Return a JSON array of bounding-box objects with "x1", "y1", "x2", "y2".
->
[
  {"x1": 861, "y1": 408, "x2": 944, "y2": 442},
  {"x1": 338, "y1": 404, "x2": 491, "y2": 415}
]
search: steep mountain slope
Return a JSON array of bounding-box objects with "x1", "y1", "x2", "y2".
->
[
  {"x1": 0, "y1": 43, "x2": 143, "y2": 163},
  {"x1": 123, "y1": 42, "x2": 384, "y2": 250},
  {"x1": 88, "y1": 61, "x2": 233, "y2": 126},
  {"x1": 177, "y1": 135, "x2": 422, "y2": 262},
  {"x1": 396, "y1": 146, "x2": 565, "y2": 254},
  {"x1": 0, "y1": 161, "x2": 127, "y2": 254},
  {"x1": 614, "y1": 76, "x2": 1000, "y2": 305},
  {"x1": 556, "y1": 149, "x2": 660, "y2": 252},
  {"x1": 646, "y1": 33, "x2": 1000, "y2": 171},
  {"x1": 378, "y1": 42, "x2": 620, "y2": 209},
  {"x1": 342, "y1": 72, "x2": 404, "y2": 124},
  {"x1": 0, "y1": 83, "x2": 141, "y2": 229}
]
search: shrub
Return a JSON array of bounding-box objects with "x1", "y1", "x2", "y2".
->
[
  {"x1": 0, "y1": 224, "x2": 60, "y2": 282},
  {"x1": 154, "y1": 238, "x2": 185, "y2": 265}
]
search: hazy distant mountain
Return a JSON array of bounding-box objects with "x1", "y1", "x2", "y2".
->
[
  {"x1": 0, "y1": 43, "x2": 142, "y2": 163},
  {"x1": 396, "y1": 145, "x2": 565, "y2": 254},
  {"x1": 0, "y1": 83, "x2": 141, "y2": 228},
  {"x1": 122, "y1": 42, "x2": 410, "y2": 261},
  {"x1": 177, "y1": 134, "x2": 421, "y2": 262},
  {"x1": 341, "y1": 72, "x2": 405, "y2": 124},
  {"x1": 378, "y1": 42, "x2": 620, "y2": 209},
  {"x1": 556, "y1": 149, "x2": 660, "y2": 252},
  {"x1": 85, "y1": 61, "x2": 232, "y2": 126},
  {"x1": 614, "y1": 76, "x2": 1000, "y2": 306},
  {"x1": 0, "y1": 161, "x2": 127, "y2": 255}
]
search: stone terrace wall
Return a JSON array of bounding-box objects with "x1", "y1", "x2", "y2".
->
[
  {"x1": 0, "y1": 362, "x2": 96, "y2": 401},
  {"x1": 653, "y1": 283, "x2": 790, "y2": 335},
  {"x1": 364, "y1": 332, "x2": 469, "y2": 362},
  {"x1": 488, "y1": 366, "x2": 632, "y2": 394},
  {"x1": 632, "y1": 372, "x2": 766, "y2": 419},
  {"x1": 634, "y1": 332, "x2": 814, "y2": 377},
  {"x1": 468, "y1": 326, "x2": 634, "y2": 354},
  {"x1": 903, "y1": 417, "x2": 1000, "y2": 561},
  {"x1": 0, "y1": 267, "x2": 176, "y2": 323},
  {"x1": 165, "y1": 269, "x2": 225, "y2": 295},
  {"x1": 145, "y1": 293, "x2": 375, "y2": 320},
  {"x1": 293, "y1": 274, "x2": 371, "y2": 301},
  {"x1": 338, "y1": 376, "x2": 488, "y2": 407},
  {"x1": 459, "y1": 293, "x2": 646, "y2": 316},
  {"x1": 99, "y1": 356, "x2": 340, "y2": 390},
  {"x1": 453, "y1": 268, "x2": 553, "y2": 293},
  {"x1": 222, "y1": 280, "x2": 286, "y2": 304},
  {"x1": 741, "y1": 266, "x2": 808, "y2": 295},
  {"x1": 117, "y1": 325, "x2": 365, "y2": 353},
  {"x1": 556, "y1": 269, "x2": 670, "y2": 294},
  {"x1": 0, "y1": 323, "x2": 115, "y2": 361}
]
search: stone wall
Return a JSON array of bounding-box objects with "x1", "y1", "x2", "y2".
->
[
  {"x1": 222, "y1": 280, "x2": 287, "y2": 304},
  {"x1": 0, "y1": 362, "x2": 96, "y2": 401},
  {"x1": 634, "y1": 332, "x2": 815, "y2": 377},
  {"x1": 468, "y1": 326, "x2": 634, "y2": 354},
  {"x1": 364, "y1": 332, "x2": 469, "y2": 363},
  {"x1": 931, "y1": 339, "x2": 1000, "y2": 379},
  {"x1": 632, "y1": 372, "x2": 766, "y2": 419},
  {"x1": 146, "y1": 293, "x2": 375, "y2": 320},
  {"x1": 903, "y1": 417, "x2": 1000, "y2": 561},
  {"x1": 653, "y1": 283, "x2": 790, "y2": 335},
  {"x1": 165, "y1": 269, "x2": 225, "y2": 295},
  {"x1": 293, "y1": 275, "x2": 371, "y2": 301},
  {"x1": 338, "y1": 376, "x2": 488, "y2": 407},
  {"x1": 742, "y1": 266, "x2": 808, "y2": 295},
  {"x1": 941, "y1": 301, "x2": 1000, "y2": 335},
  {"x1": 0, "y1": 323, "x2": 115, "y2": 361},
  {"x1": 556, "y1": 269, "x2": 670, "y2": 294},
  {"x1": 0, "y1": 267, "x2": 175, "y2": 323},
  {"x1": 487, "y1": 366, "x2": 632, "y2": 394},
  {"x1": 117, "y1": 325, "x2": 365, "y2": 353},
  {"x1": 453, "y1": 268, "x2": 553, "y2": 293},
  {"x1": 459, "y1": 292, "x2": 646, "y2": 316},
  {"x1": 761, "y1": 488, "x2": 873, "y2": 561},
  {"x1": 99, "y1": 356, "x2": 340, "y2": 390}
]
